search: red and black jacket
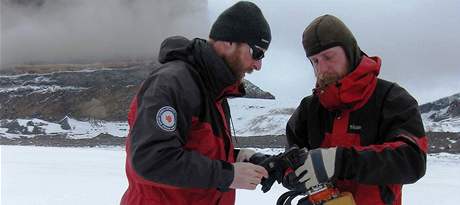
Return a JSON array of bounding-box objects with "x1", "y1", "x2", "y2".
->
[
  {"x1": 121, "y1": 36, "x2": 244, "y2": 205},
  {"x1": 286, "y1": 56, "x2": 428, "y2": 205}
]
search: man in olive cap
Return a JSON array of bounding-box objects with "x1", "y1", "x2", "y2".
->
[
  {"x1": 121, "y1": 1, "x2": 272, "y2": 205},
  {"x1": 281, "y1": 15, "x2": 427, "y2": 205}
]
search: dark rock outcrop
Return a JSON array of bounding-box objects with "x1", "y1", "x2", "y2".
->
[
  {"x1": 242, "y1": 80, "x2": 275, "y2": 99},
  {"x1": 58, "y1": 116, "x2": 71, "y2": 130},
  {"x1": 447, "y1": 100, "x2": 460, "y2": 118},
  {"x1": 4, "y1": 120, "x2": 27, "y2": 134}
]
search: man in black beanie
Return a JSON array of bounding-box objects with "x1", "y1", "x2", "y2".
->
[
  {"x1": 279, "y1": 14, "x2": 427, "y2": 205},
  {"x1": 121, "y1": 1, "x2": 272, "y2": 205}
]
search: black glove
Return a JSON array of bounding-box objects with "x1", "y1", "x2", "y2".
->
[
  {"x1": 282, "y1": 147, "x2": 338, "y2": 192},
  {"x1": 244, "y1": 152, "x2": 277, "y2": 192},
  {"x1": 253, "y1": 147, "x2": 304, "y2": 193}
]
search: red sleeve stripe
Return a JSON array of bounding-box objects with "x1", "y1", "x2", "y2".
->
[
  {"x1": 127, "y1": 96, "x2": 138, "y2": 127},
  {"x1": 352, "y1": 141, "x2": 406, "y2": 152},
  {"x1": 412, "y1": 136, "x2": 428, "y2": 153},
  {"x1": 351, "y1": 136, "x2": 428, "y2": 153}
]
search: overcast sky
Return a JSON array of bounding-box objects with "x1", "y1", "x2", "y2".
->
[
  {"x1": 1, "y1": 0, "x2": 459, "y2": 105},
  {"x1": 209, "y1": 0, "x2": 460, "y2": 105}
]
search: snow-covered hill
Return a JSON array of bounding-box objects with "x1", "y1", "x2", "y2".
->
[
  {"x1": 421, "y1": 93, "x2": 460, "y2": 132},
  {"x1": 0, "y1": 117, "x2": 127, "y2": 139},
  {"x1": 228, "y1": 98, "x2": 294, "y2": 136},
  {"x1": 2, "y1": 93, "x2": 460, "y2": 140},
  {"x1": 0, "y1": 98, "x2": 294, "y2": 139},
  {"x1": 0, "y1": 98, "x2": 293, "y2": 139},
  {"x1": 230, "y1": 93, "x2": 460, "y2": 135}
]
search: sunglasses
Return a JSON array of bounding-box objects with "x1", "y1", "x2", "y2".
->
[{"x1": 249, "y1": 44, "x2": 265, "y2": 60}]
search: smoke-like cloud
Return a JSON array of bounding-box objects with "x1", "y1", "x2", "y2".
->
[{"x1": 1, "y1": 0, "x2": 208, "y2": 66}]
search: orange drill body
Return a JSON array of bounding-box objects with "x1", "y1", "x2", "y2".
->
[{"x1": 303, "y1": 183, "x2": 356, "y2": 205}]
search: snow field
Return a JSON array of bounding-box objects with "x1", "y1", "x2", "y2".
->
[{"x1": 1, "y1": 146, "x2": 460, "y2": 205}]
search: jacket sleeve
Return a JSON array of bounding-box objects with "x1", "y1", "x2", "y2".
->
[
  {"x1": 336, "y1": 84, "x2": 428, "y2": 185},
  {"x1": 286, "y1": 97, "x2": 311, "y2": 149},
  {"x1": 129, "y1": 71, "x2": 234, "y2": 190}
]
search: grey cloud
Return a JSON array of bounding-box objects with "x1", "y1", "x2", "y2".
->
[{"x1": 1, "y1": 0, "x2": 208, "y2": 66}]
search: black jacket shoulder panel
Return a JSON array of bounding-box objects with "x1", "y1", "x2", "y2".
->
[
  {"x1": 349, "y1": 79, "x2": 395, "y2": 145},
  {"x1": 379, "y1": 82, "x2": 425, "y2": 138},
  {"x1": 146, "y1": 60, "x2": 203, "y2": 118},
  {"x1": 286, "y1": 96, "x2": 314, "y2": 149}
]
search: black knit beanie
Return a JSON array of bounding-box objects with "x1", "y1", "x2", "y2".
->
[
  {"x1": 209, "y1": 1, "x2": 271, "y2": 50},
  {"x1": 302, "y1": 14, "x2": 362, "y2": 71}
]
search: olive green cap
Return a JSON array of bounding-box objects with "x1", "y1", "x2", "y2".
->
[{"x1": 302, "y1": 14, "x2": 362, "y2": 71}]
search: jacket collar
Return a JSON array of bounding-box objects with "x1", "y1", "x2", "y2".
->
[{"x1": 314, "y1": 56, "x2": 381, "y2": 111}]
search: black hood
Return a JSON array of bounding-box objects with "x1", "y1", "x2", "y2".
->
[
  {"x1": 158, "y1": 36, "x2": 244, "y2": 99},
  {"x1": 158, "y1": 36, "x2": 192, "y2": 63}
]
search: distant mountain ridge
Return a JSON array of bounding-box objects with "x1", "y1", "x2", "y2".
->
[{"x1": 0, "y1": 63, "x2": 274, "y2": 122}]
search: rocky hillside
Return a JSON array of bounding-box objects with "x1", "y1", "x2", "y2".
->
[
  {"x1": 420, "y1": 92, "x2": 460, "y2": 132},
  {"x1": 420, "y1": 93, "x2": 460, "y2": 120},
  {"x1": 0, "y1": 63, "x2": 274, "y2": 121}
]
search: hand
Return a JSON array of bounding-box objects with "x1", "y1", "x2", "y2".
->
[
  {"x1": 282, "y1": 147, "x2": 337, "y2": 191},
  {"x1": 230, "y1": 162, "x2": 268, "y2": 190}
]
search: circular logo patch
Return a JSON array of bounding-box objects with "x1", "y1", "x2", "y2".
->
[{"x1": 156, "y1": 106, "x2": 177, "y2": 132}]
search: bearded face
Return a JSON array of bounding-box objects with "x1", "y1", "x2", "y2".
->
[
  {"x1": 224, "y1": 43, "x2": 262, "y2": 81},
  {"x1": 317, "y1": 72, "x2": 342, "y2": 88},
  {"x1": 309, "y1": 46, "x2": 349, "y2": 88}
]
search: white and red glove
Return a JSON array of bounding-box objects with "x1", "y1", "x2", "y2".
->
[{"x1": 282, "y1": 147, "x2": 337, "y2": 191}]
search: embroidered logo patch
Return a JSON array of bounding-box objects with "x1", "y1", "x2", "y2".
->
[
  {"x1": 156, "y1": 106, "x2": 177, "y2": 132},
  {"x1": 349, "y1": 124, "x2": 362, "y2": 131}
]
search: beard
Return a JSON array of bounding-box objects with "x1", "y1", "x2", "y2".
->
[
  {"x1": 317, "y1": 72, "x2": 341, "y2": 88},
  {"x1": 225, "y1": 50, "x2": 247, "y2": 80}
]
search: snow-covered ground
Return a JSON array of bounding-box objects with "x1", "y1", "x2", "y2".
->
[
  {"x1": 1, "y1": 145, "x2": 459, "y2": 205},
  {"x1": 0, "y1": 118, "x2": 128, "y2": 139}
]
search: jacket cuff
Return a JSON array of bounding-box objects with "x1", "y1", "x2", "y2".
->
[
  {"x1": 217, "y1": 160, "x2": 234, "y2": 192},
  {"x1": 333, "y1": 147, "x2": 344, "y2": 180}
]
